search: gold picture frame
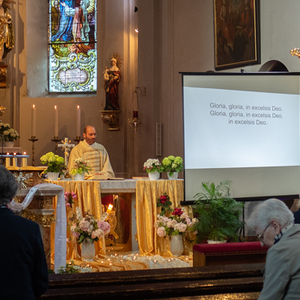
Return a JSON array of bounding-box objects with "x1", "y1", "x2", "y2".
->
[{"x1": 214, "y1": 0, "x2": 260, "y2": 70}]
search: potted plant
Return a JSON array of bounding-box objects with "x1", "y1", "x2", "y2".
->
[
  {"x1": 69, "y1": 207, "x2": 111, "y2": 261},
  {"x1": 193, "y1": 180, "x2": 244, "y2": 243},
  {"x1": 70, "y1": 158, "x2": 91, "y2": 181},
  {"x1": 154, "y1": 205, "x2": 198, "y2": 256},
  {"x1": 162, "y1": 155, "x2": 183, "y2": 180},
  {"x1": 0, "y1": 122, "x2": 20, "y2": 147},
  {"x1": 143, "y1": 158, "x2": 163, "y2": 180},
  {"x1": 40, "y1": 152, "x2": 66, "y2": 181}
]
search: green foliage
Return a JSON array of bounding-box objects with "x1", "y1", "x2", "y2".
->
[
  {"x1": 162, "y1": 155, "x2": 184, "y2": 175},
  {"x1": 57, "y1": 261, "x2": 80, "y2": 274},
  {"x1": 40, "y1": 152, "x2": 66, "y2": 174},
  {"x1": 193, "y1": 180, "x2": 244, "y2": 242}
]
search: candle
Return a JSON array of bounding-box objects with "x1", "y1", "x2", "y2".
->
[
  {"x1": 31, "y1": 105, "x2": 36, "y2": 137},
  {"x1": 54, "y1": 105, "x2": 58, "y2": 137},
  {"x1": 107, "y1": 204, "x2": 113, "y2": 213},
  {"x1": 22, "y1": 152, "x2": 27, "y2": 167},
  {"x1": 5, "y1": 152, "x2": 10, "y2": 167},
  {"x1": 13, "y1": 153, "x2": 17, "y2": 167},
  {"x1": 76, "y1": 105, "x2": 81, "y2": 137}
]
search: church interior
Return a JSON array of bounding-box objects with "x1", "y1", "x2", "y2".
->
[{"x1": 3, "y1": 0, "x2": 300, "y2": 299}]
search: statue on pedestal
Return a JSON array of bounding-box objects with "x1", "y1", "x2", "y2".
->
[{"x1": 103, "y1": 54, "x2": 122, "y2": 110}]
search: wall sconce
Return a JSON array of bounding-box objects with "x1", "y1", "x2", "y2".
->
[{"x1": 128, "y1": 89, "x2": 142, "y2": 133}]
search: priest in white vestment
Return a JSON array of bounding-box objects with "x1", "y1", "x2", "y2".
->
[{"x1": 68, "y1": 125, "x2": 115, "y2": 179}]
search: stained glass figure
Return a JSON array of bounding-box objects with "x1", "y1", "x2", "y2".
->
[{"x1": 48, "y1": 0, "x2": 97, "y2": 93}]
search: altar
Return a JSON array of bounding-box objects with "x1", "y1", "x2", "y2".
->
[{"x1": 52, "y1": 179, "x2": 185, "y2": 264}]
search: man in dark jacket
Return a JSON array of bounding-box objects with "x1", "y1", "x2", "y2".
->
[{"x1": 0, "y1": 165, "x2": 48, "y2": 299}]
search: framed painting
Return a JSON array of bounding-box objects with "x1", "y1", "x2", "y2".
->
[{"x1": 214, "y1": 0, "x2": 260, "y2": 70}]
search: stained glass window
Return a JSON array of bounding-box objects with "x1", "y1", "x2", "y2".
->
[{"x1": 48, "y1": 0, "x2": 97, "y2": 93}]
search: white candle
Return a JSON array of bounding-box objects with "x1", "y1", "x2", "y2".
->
[
  {"x1": 13, "y1": 153, "x2": 17, "y2": 167},
  {"x1": 54, "y1": 105, "x2": 58, "y2": 137},
  {"x1": 76, "y1": 105, "x2": 81, "y2": 137},
  {"x1": 22, "y1": 152, "x2": 27, "y2": 167},
  {"x1": 5, "y1": 152, "x2": 10, "y2": 167},
  {"x1": 31, "y1": 105, "x2": 36, "y2": 137}
]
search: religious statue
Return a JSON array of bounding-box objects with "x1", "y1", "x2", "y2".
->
[
  {"x1": 103, "y1": 54, "x2": 122, "y2": 110},
  {"x1": 0, "y1": 0, "x2": 14, "y2": 63}
]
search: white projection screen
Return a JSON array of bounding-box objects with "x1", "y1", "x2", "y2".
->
[{"x1": 181, "y1": 72, "x2": 300, "y2": 202}]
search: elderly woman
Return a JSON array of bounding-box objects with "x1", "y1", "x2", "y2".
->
[
  {"x1": 0, "y1": 165, "x2": 48, "y2": 299},
  {"x1": 248, "y1": 198, "x2": 300, "y2": 299}
]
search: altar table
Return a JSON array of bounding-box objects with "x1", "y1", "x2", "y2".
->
[{"x1": 52, "y1": 179, "x2": 184, "y2": 263}]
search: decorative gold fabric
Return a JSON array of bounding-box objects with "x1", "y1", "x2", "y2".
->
[
  {"x1": 135, "y1": 179, "x2": 184, "y2": 256},
  {"x1": 51, "y1": 180, "x2": 106, "y2": 262},
  {"x1": 51, "y1": 179, "x2": 185, "y2": 265}
]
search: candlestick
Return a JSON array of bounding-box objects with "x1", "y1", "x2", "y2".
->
[
  {"x1": 31, "y1": 104, "x2": 36, "y2": 137},
  {"x1": 76, "y1": 105, "x2": 81, "y2": 137},
  {"x1": 29, "y1": 136, "x2": 38, "y2": 166},
  {"x1": 22, "y1": 152, "x2": 27, "y2": 167},
  {"x1": 13, "y1": 153, "x2": 17, "y2": 167},
  {"x1": 51, "y1": 136, "x2": 60, "y2": 154},
  {"x1": 54, "y1": 105, "x2": 58, "y2": 137}
]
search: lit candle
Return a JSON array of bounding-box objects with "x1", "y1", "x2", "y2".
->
[
  {"x1": 13, "y1": 153, "x2": 17, "y2": 167},
  {"x1": 5, "y1": 152, "x2": 10, "y2": 167},
  {"x1": 54, "y1": 105, "x2": 58, "y2": 137},
  {"x1": 107, "y1": 204, "x2": 113, "y2": 213},
  {"x1": 31, "y1": 105, "x2": 36, "y2": 137},
  {"x1": 22, "y1": 152, "x2": 27, "y2": 167},
  {"x1": 76, "y1": 105, "x2": 81, "y2": 137}
]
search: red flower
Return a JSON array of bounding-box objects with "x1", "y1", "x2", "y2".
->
[
  {"x1": 172, "y1": 208, "x2": 183, "y2": 216},
  {"x1": 160, "y1": 195, "x2": 168, "y2": 204}
]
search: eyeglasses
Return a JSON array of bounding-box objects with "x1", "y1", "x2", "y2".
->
[{"x1": 256, "y1": 224, "x2": 270, "y2": 241}]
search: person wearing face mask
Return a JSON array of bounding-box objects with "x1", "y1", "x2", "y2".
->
[
  {"x1": 248, "y1": 198, "x2": 300, "y2": 300},
  {"x1": 68, "y1": 125, "x2": 115, "y2": 179}
]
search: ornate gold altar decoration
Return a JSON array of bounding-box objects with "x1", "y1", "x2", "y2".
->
[{"x1": 104, "y1": 204, "x2": 119, "y2": 246}]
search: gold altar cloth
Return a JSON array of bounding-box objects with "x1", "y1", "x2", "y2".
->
[
  {"x1": 135, "y1": 179, "x2": 184, "y2": 256},
  {"x1": 51, "y1": 179, "x2": 185, "y2": 262},
  {"x1": 51, "y1": 180, "x2": 106, "y2": 260}
]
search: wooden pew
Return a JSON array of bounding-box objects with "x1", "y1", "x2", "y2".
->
[{"x1": 37, "y1": 263, "x2": 264, "y2": 299}]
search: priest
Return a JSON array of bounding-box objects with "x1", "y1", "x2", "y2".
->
[{"x1": 68, "y1": 125, "x2": 115, "y2": 179}]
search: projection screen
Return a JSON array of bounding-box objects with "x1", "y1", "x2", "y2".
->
[{"x1": 181, "y1": 72, "x2": 300, "y2": 201}]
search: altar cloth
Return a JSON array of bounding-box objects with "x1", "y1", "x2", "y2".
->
[{"x1": 10, "y1": 183, "x2": 66, "y2": 273}]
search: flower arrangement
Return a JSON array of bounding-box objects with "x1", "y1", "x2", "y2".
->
[
  {"x1": 162, "y1": 155, "x2": 184, "y2": 176},
  {"x1": 143, "y1": 158, "x2": 163, "y2": 173},
  {"x1": 154, "y1": 207, "x2": 198, "y2": 237},
  {"x1": 70, "y1": 158, "x2": 92, "y2": 176},
  {"x1": 40, "y1": 152, "x2": 66, "y2": 174},
  {"x1": 70, "y1": 207, "x2": 111, "y2": 244},
  {"x1": 0, "y1": 123, "x2": 20, "y2": 141},
  {"x1": 157, "y1": 193, "x2": 173, "y2": 216},
  {"x1": 64, "y1": 191, "x2": 77, "y2": 208}
]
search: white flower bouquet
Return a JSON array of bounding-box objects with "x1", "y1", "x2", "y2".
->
[
  {"x1": 154, "y1": 207, "x2": 198, "y2": 237},
  {"x1": 70, "y1": 207, "x2": 111, "y2": 244},
  {"x1": 0, "y1": 123, "x2": 20, "y2": 141},
  {"x1": 143, "y1": 158, "x2": 163, "y2": 173}
]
